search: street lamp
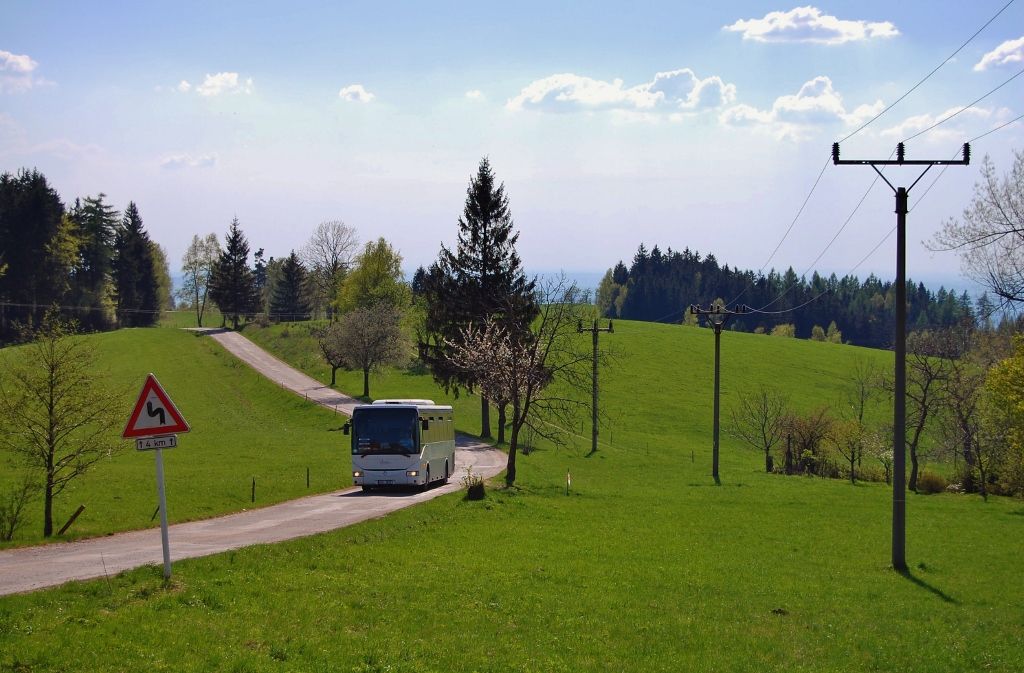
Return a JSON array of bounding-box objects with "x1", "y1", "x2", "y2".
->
[{"x1": 690, "y1": 303, "x2": 748, "y2": 483}]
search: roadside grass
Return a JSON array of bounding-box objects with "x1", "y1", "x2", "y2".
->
[
  {"x1": 3, "y1": 320, "x2": 1021, "y2": 671},
  {"x1": 0, "y1": 329, "x2": 348, "y2": 548},
  {"x1": 158, "y1": 307, "x2": 225, "y2": 329},
  {"x1": 1, "y1": 440, "x2": 1021, "y2": 672}
]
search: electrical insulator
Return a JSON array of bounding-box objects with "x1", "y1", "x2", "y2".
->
[
  {"x1": 831, "y1": 142, "x2": 840, "y2": 164},
  {"x1": 897, "y1": 142, "x2": 905, "y2": 162},
  {"x1": 963, "y1": 143, "x2": 971, "y2": 165}
]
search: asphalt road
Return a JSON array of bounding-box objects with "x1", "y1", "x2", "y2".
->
[{"x1": 0, "y1": 329, "x2": 505, "y2": 596}]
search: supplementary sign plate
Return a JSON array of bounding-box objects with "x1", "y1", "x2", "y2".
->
[
  {"x1": 136, "y1": 435, "x2": 178, "y2": 451},
  {"x1": 123, "y1": 373, "x2": 190, "y2": 439}
]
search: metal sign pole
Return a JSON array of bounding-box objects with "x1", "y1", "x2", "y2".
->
[{"x1": 154, "y1": 447, "x2": 172, "y2": 579}]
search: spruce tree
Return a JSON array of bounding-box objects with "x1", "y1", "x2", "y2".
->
[
  {"x1": 209, "y1": 217, "x2": 258, "y2": 329},
  {"x1": 419, "y1": 157, "x2": 537, "y2": 439},
  {"x1": 270, "y1": 251, "x2": 311, "y2": 321},
  {"x1": 112, "y1": 202, "x2": 159, "y2": 327},
  {"x1": 70, "y1": 193, "x2": 119, "y2": 330},
  {"x1": 0, "y1": 169, "x2": 68, "y2": 339}
]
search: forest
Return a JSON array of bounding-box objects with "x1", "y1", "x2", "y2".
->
[{"x1": 597, "y1": 243, "x2": 989, "y2": 348}]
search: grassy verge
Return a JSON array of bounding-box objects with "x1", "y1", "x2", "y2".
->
[
  {"x1": 0, "y1": 329, "x2": 348, "y2": 548},
  {"x1": 2, "y1": 442, "x2": 1021, "y2": 672}
]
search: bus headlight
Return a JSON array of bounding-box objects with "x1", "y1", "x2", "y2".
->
[
  {"x1": 352, "y1": 470, "x2": 363, "y2": 478},
  {"x1": 406, "y1": 470, "x2": 419, "y2": 477}
]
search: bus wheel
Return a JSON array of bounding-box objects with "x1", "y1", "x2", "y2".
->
[
  {"x1": 361, "y1": 485, "x2": 376, "y2": 493},
  {"x1": 443, "y1": 461, "x2": 450, "y2": 485},
  {"x1": 424, "y1": 467, "x2": 431, "y2": 491}
]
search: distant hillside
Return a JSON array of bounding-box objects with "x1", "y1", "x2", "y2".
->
[{"x1": 597, "y1": 244, "x2": 980, "y2": 348}]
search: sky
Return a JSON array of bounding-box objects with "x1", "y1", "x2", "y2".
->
[{"x1": 2, "y1": 1, "x2": 1023, "y2": 294}]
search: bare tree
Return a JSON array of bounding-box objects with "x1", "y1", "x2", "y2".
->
[
  {"x1": 178, "y1": 233, "x2": 220, "y2": 327},
  {"x1": 780, "y1": 407, "x2": 833, "y2": 476},
  {"x1": 0, "y1": 311, "x2": 123, "y2": 537},
  {"x1": 331, "y1": 304, "x2": 408, "y2": 397},
  {"x1": 446, "y1": 280, "x2": 590, "y2": 486},
  {"x1": 0, "y1": 473, "x2": 38, "y2": 541},
  {"x1": 300, "y1": 220, "x2": 358, "y2": 321},
  {"x1": 902, "y1": 330, "x2": 957, "y2": 492},
  {"x1": 830, "y1": 419, "x2": 863, "y2": 483},
  {"x1": 863, "y1": 424, "x2": 893, "y2": 484},
  {"x1": 729, "y1": 386, "x2": 788, "y2": 472},
  {"x1": 315, "y1": 323, "x2": 347, "y2": 387},
  {"x1": 930, "y1": 151, "x2": 1024, "y2": 306}
]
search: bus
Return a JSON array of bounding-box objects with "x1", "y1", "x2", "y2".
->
[{"x1": 344, "y1": 399, "x2": 456, "y2": 491}]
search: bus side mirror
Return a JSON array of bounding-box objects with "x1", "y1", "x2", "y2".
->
[
  {"x1": 421, "y1": 419, "x2": 429, "y2": 431},
  {"x1": 342, "y1": 422, "x2": 351, "y2": 435}
]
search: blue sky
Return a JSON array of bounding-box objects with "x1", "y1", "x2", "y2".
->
[{"x1": 2, "y1": 1, "x2": 1023, "y2": 291}]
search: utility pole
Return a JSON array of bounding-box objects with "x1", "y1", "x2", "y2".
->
[
  {"x1": 832, "y1": 141, "x2": 969, "y2": 572},
  {"x1": 578, "y1": 319, "x2": 613, "y2": 456},
  {"x1": 689, "y1": 303, "x2": 748, "y2": 484}
]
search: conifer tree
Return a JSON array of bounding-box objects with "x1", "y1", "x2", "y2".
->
[
  {"x1": 112, "y1": 202, "x2": 159, "y2": 327},
  {"x1": 209, "y1": 217, "x2": 258, "y2": 329},
  {"x1": 270, "y1": 251, "x2": 311, "y2": 321},
  {"x1": 69, "y1": 194, "x2": 119, "y2": 330},
  {"x1": 419, "y1": 157, "x2": 537, "y2": 439}
]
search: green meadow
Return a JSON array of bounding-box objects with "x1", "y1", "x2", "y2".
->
[
  {"x1": 1, "y1": 321, "x2": 1022, "y2": 672},
  {"x1": 0, "y1": 329, "x2": 348, "y2": 548}
]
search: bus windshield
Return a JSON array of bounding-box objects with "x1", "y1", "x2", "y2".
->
[{"x1": 352, "y1": 407, "x2": 418, "y2": 455}]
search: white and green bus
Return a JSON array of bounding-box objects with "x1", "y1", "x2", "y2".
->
[{"x1": 345, "y1": 399, "x2": 456, "y2": 491}]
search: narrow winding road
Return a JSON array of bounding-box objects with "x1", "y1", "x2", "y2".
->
[{"x1": 0, "y1": 329, "x2": 505, "y2": 596}]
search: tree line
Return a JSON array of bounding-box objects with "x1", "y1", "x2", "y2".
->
[
  {"x1": 0, "y1": 169, "x2": 172, "y2": 342},
  {"x1": 596, "y1": 244, "x2": 982, "y2": 348}
]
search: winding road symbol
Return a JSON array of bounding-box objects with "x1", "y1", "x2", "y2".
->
[
  {"x1": 123, "y1": 373, "x2": 190, "y2": 438},
  {"x1": 147, "y1": 401, "x2": 166, "y2": 425}
]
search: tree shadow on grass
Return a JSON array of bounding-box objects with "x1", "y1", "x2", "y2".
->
[{"x1": 898, "y1": 568, "x2": 958, "y2": 604}]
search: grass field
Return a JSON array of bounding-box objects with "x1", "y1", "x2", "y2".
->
[
  {"x1": 2, "y1": 320, "x2": 1021, "y2": 672},
  {"x1": 0, "y1": 329, "x2": 348, "y2": 548}
]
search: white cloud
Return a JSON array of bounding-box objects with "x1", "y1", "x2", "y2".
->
[
  {"x1": 724, "y1": 7, "x2": 899, "y2": 45},
  {"x1": 880, "y1": 106, "x2": 997, "y2": 142},
  {"x1": 720, "y1": 76, "x2": 883, "y2": 140},
  {"x1": 160, "y1": 152, "x2": 218, "y2": 169},
  {"x1": 195, "y1": 72, "x2": 253, "y2": 96},
  {"x1": 177, "y1": 80, "x2": 192, "y2": 93},
  {"x1": 465, "y1": 89, "x2": 484, "y2": 100},
  {"x1": 339, "y1": 84, "x2": 375, "y2": 103},
  {"x1": 0, "y1": 50, "x2": 37, "y2": 73},
  {"x1": 974, "y1": 36, "x2": 1024, "y2": 71},
  {"x1": 0, "y1": 49, "x2": 48, "y2": 93},
  {"x1": 506, "y1": 68, "x2": 735, "y2": 115}
]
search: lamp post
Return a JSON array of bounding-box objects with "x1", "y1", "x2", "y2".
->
[{"x1": 690, "y1": 303, "x2": 748, "y2": 483}]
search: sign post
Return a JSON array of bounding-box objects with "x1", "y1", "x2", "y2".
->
[{"x1": 123, "y1": 373, "x2": 190, "y2": 580}]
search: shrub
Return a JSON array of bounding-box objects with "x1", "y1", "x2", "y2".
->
[
  {"x1": 461, "y1": 466, "x2": 485, "y2": 500},
  {"x1": 771, "y1": 324, "x2": 796, "y2": 338},
  {"x1": 917, "y1": 470, "x2": 949, "y2": 495}
]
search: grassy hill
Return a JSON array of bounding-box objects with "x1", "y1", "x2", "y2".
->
[
  {"x1": 2, "y1": 321, "x2": 1022, "y2": 672},
  {"x1": 0, "y1": 329, "x2": 349, "y2": 548}
]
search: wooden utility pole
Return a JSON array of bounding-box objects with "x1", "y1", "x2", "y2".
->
[
  {"x1": 690, "y1": 303, "x2": 748, "y2": 484},
  {"x1": 832, "y1": 141, "x2": 970, "y2": 572},
  {"x1": 578, "y1": 319, "x2": 613, "y2": 455}
]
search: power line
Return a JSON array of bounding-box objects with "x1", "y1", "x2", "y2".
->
[
  {"x1": 902, "y1": 64, "x2": 1024, "y2": 143},
  {"x1": 837, "y1": 0, "x2": 1016, "y2": 144},
  {"x1": 727, "y1": 1, "x2": 1014, "y2": 307}
]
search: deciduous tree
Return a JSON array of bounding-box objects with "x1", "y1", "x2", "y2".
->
[
  {"x1": 301, "y1": 220, "x2": 358, "y2": 320},
  {"x1": 729, "y1": 386, "x2": 788, "y2": 473},
  {"x1": 931, "y1": 151, "x2": 1024, "y2": 306},
  {"x1": 335, "y1": 237, "x2": 409, "y2": 314},
  {"x1": 179, "y1": 233, "x2": 220, "y2": 327},
  {"x1": 329, "y1": 304, "x2": 408, "y2": 397},
  {"x1": 445, "y1": 279, "x2": 590, "y2": 486},
  {"x1": 0, "y1": 310, "x2": 123, "y2": 537}
]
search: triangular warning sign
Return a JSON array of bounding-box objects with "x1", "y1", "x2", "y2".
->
[{"x1": 123, "y1": 373, "x2": 190, "y2": 438}]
